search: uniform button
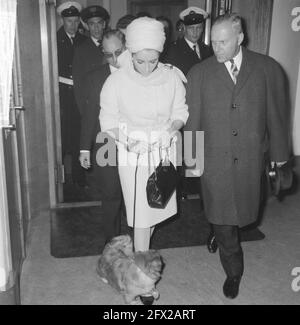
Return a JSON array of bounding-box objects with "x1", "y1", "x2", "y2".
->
[
  {"x1": 234, "y1": 158, "x2": 239, "y2": 164},
  {"x1": 232, "y1": 130, "x2": 238, "y2": 136},
  {"x1": 232, "y1": 104, "x2": 238, "y2": 109}
]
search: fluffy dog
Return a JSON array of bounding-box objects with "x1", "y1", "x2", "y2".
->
[{"x1": 96, "y1": 235, "x2": 163, "y2": 304}]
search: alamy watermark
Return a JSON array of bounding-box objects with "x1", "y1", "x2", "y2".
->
[
  {"x1": 291, "y1": 7, "x2": 300, "y2": 31},
  {"x1": 94, "y1": 129, "x2": 204, "y2": 177},
  {"x1": 291, "y1": 267, "x2": 300, "y2": 293}
]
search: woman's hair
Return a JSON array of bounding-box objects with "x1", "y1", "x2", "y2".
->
[
  {"x1": 116, "y1": 14, "x2": 136, "y2": 30},
  {"x1": 156, "y1": 16, "x2": 172, "y2": 38},
  {"x1": 136, "y1": 11, "x2": 152, "y2": 18}
]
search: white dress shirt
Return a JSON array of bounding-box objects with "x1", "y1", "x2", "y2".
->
[
  {"x1": 224, "y1": 47, "x2": 243, "y2": 82},
  {"x1": 184, "y1": 38, "x2": 200, "y2": 59}
]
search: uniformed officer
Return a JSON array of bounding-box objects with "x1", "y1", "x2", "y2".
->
[
  {"x1": 72, "y1": 5, "x2": 110, "y2": 115},
  {"x1": 164, "y1": 6, "x2": 213, "y2": 75},
  {"x1": 57, "y1": 1, "x2": 87, "y2": 187}
]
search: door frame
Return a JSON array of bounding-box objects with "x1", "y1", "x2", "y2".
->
[
  {"x1": 40, "y1": 0, "x2": 101, "y2": 208},
  {"x1": 39, "y1": 0, "x2": 62, "y2": 208}
]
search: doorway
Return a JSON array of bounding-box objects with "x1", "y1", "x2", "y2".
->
[
  {"x1": 128, "y1": 0, "x2": 188, "y2": 42},
  {"x1": 40, "y1": 0, "x2": 101, "y2": 206}
]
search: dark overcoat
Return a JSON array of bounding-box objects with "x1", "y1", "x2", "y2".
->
[
  {"x1": 57, "y1": 27, "x2": 87, "y2": 155},
  {"x1": 79, "y1": 64, "x2": 122, "y2": 218},
  {"x1": 73, "y1": 37, "x2": 105, "y2": 114},
  {"x1": 184, "y1": 48, "x2": 290, "y2": 227},
  {"x1": 80, "y1": 63, "x2": 111, "y2": 151},
  {"x1": 164, "y1": 38, "x2": 213, "y2": 75}
]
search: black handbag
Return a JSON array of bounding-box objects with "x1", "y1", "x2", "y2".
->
[{"x1": 146, "y1": 150, "x2": 177, "y2": 209}]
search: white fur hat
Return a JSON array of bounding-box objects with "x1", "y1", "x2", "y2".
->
[{"x1": 125, "y1": 17, "x2": 166, "y2": 53}]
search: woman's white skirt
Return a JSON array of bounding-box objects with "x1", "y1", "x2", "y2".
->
[{"x1": 118, "y1": 140, "x2": 178, "y2": 228}]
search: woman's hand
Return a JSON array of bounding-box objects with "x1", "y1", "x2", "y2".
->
[
  {"x1": 158, "y1": 129, "x2": 177, "y2": 149},
  {"x1": 127, "y1": 138, "x2": 150, "y2": 154}
]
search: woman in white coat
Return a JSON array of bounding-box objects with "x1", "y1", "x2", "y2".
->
[{"x1": 100, "y1": 17, "x2": 189, "y2": 253}]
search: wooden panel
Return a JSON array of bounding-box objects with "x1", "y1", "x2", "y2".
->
[
  {"x1": 17, "y1": 0, "x2": 51, "y2": 215},
  {"x1": 2, "y1": 127, "x2": 24, "y2": 278},
  {"x1": 232, "y1": 0, "x2": 274, "y2": 54}
]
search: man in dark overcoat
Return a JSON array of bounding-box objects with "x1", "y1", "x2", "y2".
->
[
  {"x1": 73, "y1": 5, "x2": 110, "y2": 115},
  {"x1": 164, "y1": 7, "x2": 213, "y2": 75},
  {"x1": 184, "y1": 13, "x2": 291, "y2": 299},
  {"x1": 79, "y1": 30, "x2": 126, "y2": 246},
  {"x1": 56, "y1": 1, "x2": 87, "y2": 185}
]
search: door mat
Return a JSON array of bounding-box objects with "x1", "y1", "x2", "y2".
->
[{"x1": 50, "y1": 200, "x2": 265, "y2": 258}]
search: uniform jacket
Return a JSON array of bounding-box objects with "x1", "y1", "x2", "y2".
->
[
  {"x1": 164, "y1": 37, "x2": 213, "y2": 75},
  {"x1": 57, "y1": 26, "x2": 87, "y2": 79},
  {"x1": 80, "y1": 63, "x2": 111, "y2": 150},
  {"x1": 57, "y1": 27, "x2": 86, "y2": 154},
  {"x1": 73, "y1": 37, "x2": 106, "y2": 115},
  {"x1": 184, "y1": 48, "x2": 290, "y2": 227}
]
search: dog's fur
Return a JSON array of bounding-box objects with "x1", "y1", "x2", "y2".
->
[{"x1": 96, "y1": 235, "x2": 163, "y2": 304}]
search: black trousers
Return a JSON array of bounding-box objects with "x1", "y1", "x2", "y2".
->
[
  {"x1": 213, "y1": 224, "x2": 244, "y2": 278},
  {"x1": 59, "y1": 84, "x2": 85, "y2": 184},
  {"x1": 86, "y1": 141, "x2": 123, "y2": 242}
]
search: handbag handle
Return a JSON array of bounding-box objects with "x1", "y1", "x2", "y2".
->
[
  {"x1": 132, "y1": 153, "x2": 140, "y2": 251},
  {"x1": 148, "y1": 145, "x2": 171, "y2": 180}
]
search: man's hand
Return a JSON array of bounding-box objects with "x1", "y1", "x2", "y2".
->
[{"x1": 79, "y1": 151, "x2": 91, "y2": 169}]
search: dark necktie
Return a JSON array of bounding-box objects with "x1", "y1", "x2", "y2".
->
[
  {"x1": 193, "y1": 44, "x2": 200, "y2": 58},
  {"x1": 69, "y1": 35, "x2": 75, "y2": 45},
  {"x1": 230, "y1": 59, "x2": 239, "y2": 84}
]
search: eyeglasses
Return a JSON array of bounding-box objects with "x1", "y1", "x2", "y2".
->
[{"x1": 102, "y1": 49, "x2": 124, "y2": 59}]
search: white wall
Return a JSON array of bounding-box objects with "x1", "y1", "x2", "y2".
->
[{"x1": 269, "y1": 0, "x2": 300, "y2": 155}]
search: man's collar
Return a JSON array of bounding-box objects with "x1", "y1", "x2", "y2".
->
[
  {"x1": 91, "y1": 36, "x2": 101, "y2": 46},
  {"x1": 65, "y1": 31, "x2": 75, "y2": 39},
  {"x1": 184, "y1": 37, "x2": 198, "y2": 49},
  {"x1": 109, "y1": 65, "x2": 118, "y2": 73},
  {"x1": 229, "y1": 47, "x2": 243, "y2": 69}
]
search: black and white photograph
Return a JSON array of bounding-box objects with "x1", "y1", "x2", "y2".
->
[{"x1": 0, "y1": 0, "x2": 299, "y2": 307}]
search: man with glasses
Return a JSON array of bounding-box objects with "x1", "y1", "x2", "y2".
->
[{"x1": 79, "y1": 30, "x2": 126, "y2": 248}]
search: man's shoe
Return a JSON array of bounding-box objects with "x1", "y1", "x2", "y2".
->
[
  {"x1": 207, "y1": 232, "x2": 218, "y2": 253},
  {"x1": 223, "y1": 276, "x2": 241, "y2": 299},
  {"x1": 140, "y1": 295, "x2": 155, "y2": 305}
]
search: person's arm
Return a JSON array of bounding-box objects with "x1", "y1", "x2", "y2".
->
[
  {"x1": 100, "y1": 77, "x2": 151, "y2": 154},
  {"x1": 72, "y1": 45, "x2": 85, "y2": 115},
  {"x1": 79, "y1": 73, "x2": 101, "y2": 169},
  {"x1": 183, "y1": 65, "x2": 203, "y2": 174},
  {"x1": 265, "y1": 57, "x2": 291, "y2": 164},
  {"x1": 158, "y1": 70, "x2": 189, "y2": 149}
]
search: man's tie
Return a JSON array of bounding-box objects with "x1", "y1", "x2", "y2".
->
[
  {"x1": 230, "y1": 59, "x2": 239, "y2": 84},
  {"x1": 193, "y1": 44, "x2": 200, "y2": 59}
]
